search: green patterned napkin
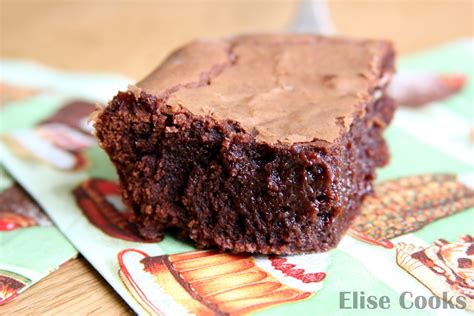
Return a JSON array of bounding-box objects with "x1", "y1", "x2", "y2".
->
[{"x1": 0, "y1": 165, "x2": 77, "y2": 304}]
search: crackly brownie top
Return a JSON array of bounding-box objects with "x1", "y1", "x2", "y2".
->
[{"x1": 137, "y1": 34, "x2": 394, "y2": 144}]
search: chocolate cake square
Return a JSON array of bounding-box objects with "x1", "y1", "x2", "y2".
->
[{"x1": 94, "y1": 34, "x2": 396, "y2": 254}]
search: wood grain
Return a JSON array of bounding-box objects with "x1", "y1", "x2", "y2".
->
[
  {"x1": 0, "y1": 0, "x2": 472, "y2": 314},
  {"x1": 1, "y1": 257, "x2": 131, "y2": 315}
]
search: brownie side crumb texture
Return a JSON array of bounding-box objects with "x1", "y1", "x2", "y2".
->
[{"x1": 95, "y1": 35, "x2": 396, "y2": 254}]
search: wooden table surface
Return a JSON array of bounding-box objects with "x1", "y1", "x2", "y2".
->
[{"x1": 1, "y1": 0, "x2": 472, "y2": 314}]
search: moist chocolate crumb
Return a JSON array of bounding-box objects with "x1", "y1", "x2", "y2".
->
[{"x1": 95, "y1": 34, "x2": 396, "y2": 254}]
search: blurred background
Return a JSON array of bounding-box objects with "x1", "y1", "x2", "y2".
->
[{"x1": 1, "y1": 0, "x2": 473, "y2": 79}]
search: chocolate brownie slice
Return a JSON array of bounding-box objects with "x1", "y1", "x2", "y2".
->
[{"x1": 95, "y1": 34, "x2": 396, "y2": 254}]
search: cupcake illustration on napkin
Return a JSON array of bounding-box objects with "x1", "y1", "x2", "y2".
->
[{"x1": 118, "y1": 249, "x2": 328, "y2": 315}]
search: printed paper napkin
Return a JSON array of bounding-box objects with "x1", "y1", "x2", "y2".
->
[
  {"x1": 0, "y1": 166, "x2": 77, "y2": 304},
  {"x1": 0, "y1": 40, "x2": 473, "y2": 315},
  {"x1": 0, "y1": 64, "x2": 129, "y2": 305}
]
